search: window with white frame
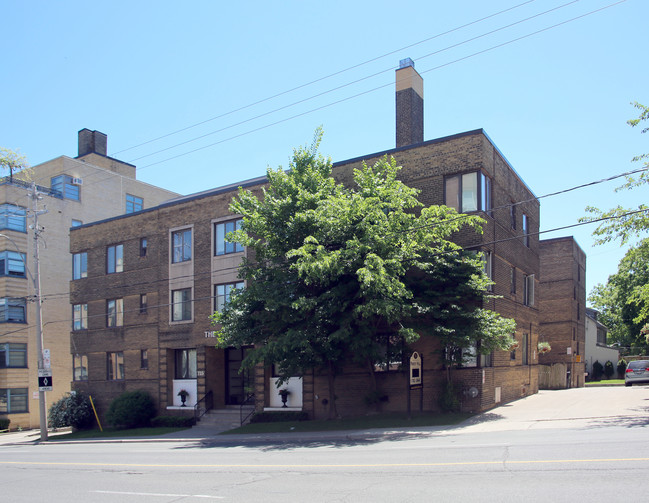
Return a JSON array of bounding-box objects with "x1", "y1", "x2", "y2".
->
[
  {"x1": 51, "y1": 175, "x2": 80, "y2": 201},
  {"x1": 524, "y1": 274, "x2": 535, "y2": 306},
  {"x1": 0, "y1": 204, "x2": 27, "y2": 232},
  {"x1": 214, "y1": 282, "x2": 244, "y2": 313},
  {"x1": 214, "y1": 219, "x2": 244, "y2": 256},
  {"x1": 174, "y1": 348, "x2": 197, "y2": 379},
  {"x1": 73, "y1": 304, "x2": 88, "y2": 330},
  {"x1": 72, "y1": 252, "x2": 87, "y2": 279},
  {"x1": 106, "y1": 298, "x2": 123, "y2": 327},
  {"x1": 0, "y1": 250, "x2": 26, "y2": 277},
  {"x1": 126, "y1": 194, "x2": 143, "y2": 214},
  {"x1": 73, "y1": 354, "x2": 88, "y2": 381},
  {"x1": 171, "y1": 288, "x2": 192, "y2": 322},
  {"x1": 0, "y1": 298, "x2": 26, "y2": 323},
  {"x1": 106, "y1": 244, "x2": 123, "y2": 274},
  {"x1": 0, "y1": 388, "x2": 28, "y2": 413},
  {"x1": 0, "y1": 343, "x2": 27, "y2": 368},
  {"x1": 444, "y1": 172, "x2": 492, "y2": 214},
  {"x1": 171, "y1": 229, "x2": 192, "y2": 263},
  {"x1": 106, "y1": 352, "x2": 124, "y2": 380}
]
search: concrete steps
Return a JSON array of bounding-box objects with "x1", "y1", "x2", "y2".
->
[{"x1": 194, "y1": 405, "x2": 255, "y2": 431}]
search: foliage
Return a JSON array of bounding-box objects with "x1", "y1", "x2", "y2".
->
[
  {"x1": 0, "y1": 147, "x2": 30, "y2": 180},
  {"x1": 439, "y1": 381, "x2": 461, "y2": 412},
  {"x1": 538, "y1": 341, "x2": 551, "y2": 354},
  {"x1": 617, "y1": 358, "x2": 627, "y2": 379},
  {"x1": 150, "y1": 415, "x2": 195, "y2": 428},
  {"x1": 604, "y1": 360, "x2": 615, "y2": 379},
  {"x1": 0, "y1": 418, "x2": 10, "y2": 431},
  {"x1": 47, "y1": 391, "x2": 94, "y2": 430},
  {"x1": 582, "y1": 102, "x2": 649, "y2": 245},
  {"x1": 249, "y1": 411, "x2": 309, "y2": 423},
  {"x1": 212, "y1": 131, "x2": 515, "y2": 418},
  {"x1": 588, "y1": 239, "x2": 649, "y2": 351},
  {"x1": 591, "y1": 360, "x2": 604, "y2": 381},
  {"x1": 105, "y1": 390, "x2": 156, "y2": 429}
]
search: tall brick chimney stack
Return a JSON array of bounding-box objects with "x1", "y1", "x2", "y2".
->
[
  {"x1": 395, "y1": 58, "x2": 424, "y2": 148},
  {"x1": 78, "y1": 129, "x2": 108, "y2": 157}
]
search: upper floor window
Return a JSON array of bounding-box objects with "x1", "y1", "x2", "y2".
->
[
  {"x1": 140, "y1": 349, "x2": 149, "y2": 370},
  {"x1": 444, "y1": 172, "x2": 491, "y2": 214},
  {"x1": 171, "y1": 288, "x2": 192, "y2": 322},
  {"x1": 522, "y1": 213, "x2": 530, "y2": 247},
  {"x1": 0, "y1": 204, "x2": 27, "y2": 233},
  {"x1": 140, "y1": 238, "x2": 148, "y2": 257},
  {"x1": 0, "y1": 343, "x2": 27, "y2": 368},
  {"x1": 72, "y1": 252, "x2": 87, "y2": 279},
  {"x1": 0, "y1": 388, "x2": 28, "y2": 413},
  {"x1": 215, "y1": 219, "x2": 243, "y2": 256},
  {"x1": 106, "y1": 298, "x2": 124, "y2": 327},
  {"x1": 214, "y1": 282, "x2": 244, "y2": 313},
  {"x1": 0, "y1": 250, "x2": 26, "y2": 278},
  {"x1": 73, "y1": 304, "x2": 88, "y2": 330},
  {"x1": 73, "y1": 354, "x2": 88, "y2": 381},
  {"x1": 126, "y1": 194, "x2": 143, "y2": 214},
  {"x1": 510, "y1": 266, "x2": 516, "y2": 294},
  {"x1": 482, "y1": 251, "x2": 493, "y2": 291},
  {"x1": 140, "y1": 294, "x2": 147, "y2": 314},
  {"x1": 524, "y1": 274, "x2": 535, "y2": 307},
  {"x1": 172, "y1": 229, "x2": 192, "y2": 263},
  {"x1": 106, "y1": 352, "x2": 124, "y2": 380},
  {"x1": 51, "y1": 175, "x2": 80, "y2": 201},
  {"x1": 510, "y1": 202, "x2": 516, "y2": 229},
  {"x1": 107, "y1": 244, "x2": 123, "y2": 274},
  {"x1": 71, "y1": 219, "x2": 83, "y2": 227},
  {"x1": 0, "y1": 298, "x2": 26, "y2": 323}
]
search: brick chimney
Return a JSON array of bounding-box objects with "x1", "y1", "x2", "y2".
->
[
  {"x1": 395, "y1": 58, "x2": 424, "y2": 148},
  {"x1": 78, "y1": 129, "x2": 108, "y2": 157}
]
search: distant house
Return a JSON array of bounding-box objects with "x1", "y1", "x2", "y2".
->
[{"x1": 584, "y1": 308, "x2": 619, "y2": 377}]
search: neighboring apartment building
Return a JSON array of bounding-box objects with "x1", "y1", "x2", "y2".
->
[
  {"x1": 538, "y1": 236, "x2": 587, "y2": 388},
  {"x1": 0, "y1": 130, "x2": 179, "y2": 429},
  {"x1": 69, "y1": 60, "x2": 543, "y2": 423},
  {"x1": 584, "y1": 307, "x2": 619, "y2": 377}
]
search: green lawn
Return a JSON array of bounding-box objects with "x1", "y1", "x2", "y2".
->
[
  {"x1": 585, "y1": 379, "x2": 624, "y2": 386},
  {"x1": 48, "y1": 426, "x2": 189, "y2": 440}
]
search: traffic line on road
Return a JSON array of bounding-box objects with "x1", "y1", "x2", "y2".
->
[{"x1": 93, "y1": 491, "x2": 223, "y2": 499}]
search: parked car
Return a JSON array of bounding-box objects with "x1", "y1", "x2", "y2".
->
[{"x1": 624, "y1": 360, "x2": 649, "y2": 386}]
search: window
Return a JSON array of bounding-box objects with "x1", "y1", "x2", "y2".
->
[
  {"x1": 522, "y1": 213, "x2": 530, "y2": 247},
  {"x1": 215, "y1": 219, "x2": 244, "y2": 256},
  {"x1": 73, "y1": 354, "x2": 88, "y2": 381},
  {"x1": 0, "y1": 343, "x2": 27, "y2": 368},
  {"x1": 0, "y1": 388, "x2": 28, "y2": 413},
  {"x1": 522, "y1": 333, "x2": 529, "y2": 365},
  {"x1": 174, "y1": 349, "x2": 197, "y2": 379},
  {"x1": 51, "y1": 175, "x2": 80, "y2": 201},
  {"x1": 214, "y1": 282, "x2": 244, "y2": 313},
  {"x1": 171, "y1": 289, "x2": 192, "y2": 321},
  {"x1": 140, "y1": 350, "x2": 148, "y2": 370},
  {"x1": 373, "y1": 335, "x2": 404, "y2": 372},
  {"x1": 106, "y1": 352, "x2": 124, "y2": 380},
  {"x1": 71, "y1": 219, "x2": 83, "y2": 227},
  {"x1": 482, "y1": 251, "x2": 493, "y2": 291},
  {"x1": 481, "y1": 351, "x2": 493, "y2": 368},
  {"x1": 444, "y1": 172, "x2": 492, "y2": 213},
  {"x1": 107, "y1": 244, "x2": 123, "y2": 274},
  {"x1": 524, "y1": 274, "x2": 535, "y2": 307},
  {"x1": 0, "y1": 204, "x2": 27, "y2": 232},
  {"x1": 510, "y1": 202, "x2": 516, "y2": 230},
  {"x1": 106, "y1": 298, "x2": 123, "y2": 327},
  {"x1": 172, "y1": 229, "x2": 192, "y2": 263},
  {"x1": 510, "y1": 266, "x2": 516, "y2": 294},
  {"x1": 140, "y1": 238, "x2": 148, "y2": 257},
  {"x1": 577, "y1": 303, "x2": 580, "y2": 320},
  {"x1": 72, "y1": 252, "x2": 87, "y2": 279},
  {"x1": 0, "y1": 250, "x2": 26, "y2": 277},
  {"x1": 126, "y1": 194, "x2": 143, "y2": 214},
  {"x1": 73, "y1": 304, "x2": 88, "y2": 330},
  {"x1": 140, "y1": 294, "x2": 147, "y2": 314},
  {"x1": 0, "y1": 298, "x2": 26, "y2": 323}
]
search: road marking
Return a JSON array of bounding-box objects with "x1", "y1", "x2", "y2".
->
[
  {"x1": 93, "y1": 491, "x2": 223, "y2": 499},
  {"x1": 1, "y1": 458, "x2": 649, "y2": 468}
]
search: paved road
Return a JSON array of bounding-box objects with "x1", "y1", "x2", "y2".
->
[{"x1": 1, "y1": 386, "x2": 648, "y2": 502}]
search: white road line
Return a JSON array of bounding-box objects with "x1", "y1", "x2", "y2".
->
[{"x1": 93, "y1": 491, "x2": 223, "y2": 499}]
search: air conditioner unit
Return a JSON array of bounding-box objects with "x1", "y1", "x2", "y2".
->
[{"x1": 71, "y1": 177, "x2": 83, "y2": 186}]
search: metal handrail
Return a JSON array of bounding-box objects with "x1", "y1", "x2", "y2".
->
[
  {"x1": 240, "y1": 393, "x2": 255, "y2": 425},
  {"x1": 194, "y1": 390, "x2": 213, "y2": 423}
]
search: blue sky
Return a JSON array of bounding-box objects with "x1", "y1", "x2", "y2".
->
[{"x1": 2, "y1": 0, "x2": 647, "y2": 297}]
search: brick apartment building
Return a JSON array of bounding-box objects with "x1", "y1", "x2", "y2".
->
[
  {"x1": 538, "y1": 236, "x2": 587, "y2": 388},
  {"x1": 68, "y1": 60, "x2": 545, "y2": 423},
  {"x1": 0, "y1": 131, "x2": 178, "y2": 429}
]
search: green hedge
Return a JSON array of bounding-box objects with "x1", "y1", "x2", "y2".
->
[
  {"x1": 0, "y1": 418, "x2": 10, "y2": 432},
  {"x1": 151, "y1": 415, "x2": 196, "y2": 428},
  {"x1": 249, "y1": 411, "x2": 309, "y2": 423},
  {"x1": 106, "y1": 390, "x2": 156, "y2": 429}
]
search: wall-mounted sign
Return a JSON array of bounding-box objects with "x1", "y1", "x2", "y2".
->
[
  {"x1": 410, "y1": 352, "x2": 422, "y2": 387},
  {"x1": 205, "y1": 331, "x2": 217, "y2": 338}
]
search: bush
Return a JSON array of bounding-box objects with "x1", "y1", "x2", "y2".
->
[
  {"x1": 150, "y1": 415, "x2": 196, "y2": 428},
  {"x1": 106, "y1": 390, "x2": 156, "y2": 429},
  {"x1": 617, "y1": 358, "x2": 627, "y2": 378},
  {"x1": 0, "y1": 418, "x2": 10, "y2": 432},
  {"x1": 439, "y1": 381, "x2": 460, "y2": 412},
  {"x1": 591, "y1": 360, "x2": 604, "y2": 381},
  {"x1": 249, "y1": 411, "x2": 309, "y2": 423},
  {"x1": 604, "y1": 360, "x2": 615, "y2": 379},
  {"x1": 48, "y1": 391, "x2": 94, "y2": 430}
]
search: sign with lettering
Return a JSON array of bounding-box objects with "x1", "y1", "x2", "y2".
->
[
  {"x1": 410, "y1": 352, "x2": 422, "y2": 387},
  {"x1": 205, "y1": 331, "x2": 217, "y2": 338},
  {"x1": 38, "y1": 369, "x2": 53, "y2": 391}
]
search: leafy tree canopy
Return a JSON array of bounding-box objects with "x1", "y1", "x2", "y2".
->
[
  {"x1": 0, "y1": 147, "x2": 29, "y2": 178},
  {"x1": 212, "y1": 131, "x2": 515, "y2": 416}
]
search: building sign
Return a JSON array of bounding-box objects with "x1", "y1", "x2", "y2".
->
[
  {"x1": 205, "y1": 331, "x2": 217, "y2": 338},
  {"x1": 410, "y1": 352, "x2": 422, "y2": 387}
]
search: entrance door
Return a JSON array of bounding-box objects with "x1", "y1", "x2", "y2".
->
[{"x1": 225, "y1": 347, "x2": 253, "y2": 405}]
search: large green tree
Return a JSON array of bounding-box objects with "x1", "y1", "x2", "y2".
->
[{"x1": 212, "y1": 132, "x2": 515, "y2": 417}]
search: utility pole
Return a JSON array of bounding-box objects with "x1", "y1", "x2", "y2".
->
[{"x1": 29, "y1": 183, "x2": 48, "y2": 441}]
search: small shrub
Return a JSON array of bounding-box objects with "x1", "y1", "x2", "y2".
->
[
  {"x1": 439, "y1": 381, "x2": 460, "y2": 412},
  {"x1": 617, "y1": 358, "x2": 627, "y2": 378},
  {"x1": 151, "y1": 415, "x2": 195, "y2": 428},
  {"x1": 249, "y1": 411, "x2": 309, "y2": 423},
  {"x1": 591, "y1": 360, "x2": 604, "y2": 381},
  {"x1": 106, "y1": 390, "x2": 156, "y2": 429},
  {"x1": 363, "y1": 390, "x2": 389, "y2": 406},
  {"x1": 0, "y1": 418, "x2": 10, "y2": 432},
  {"x1": 604, "y1": 360, "x2": 615, "y2": 379},
  {"x1": 48, "y1": 391, "x2": 94, "y2": 430}
]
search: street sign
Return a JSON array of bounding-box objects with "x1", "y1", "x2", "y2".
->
[
  {"x1": 410, "y1": 352, "x2": 422, "y2": 387},
  {"x1": 38, "y1": 369, "x2": 53, "y2": 391}
]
